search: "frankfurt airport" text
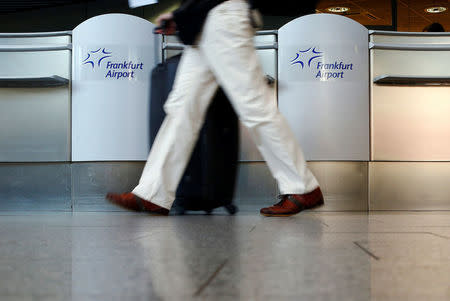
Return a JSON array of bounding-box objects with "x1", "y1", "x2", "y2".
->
[
  {"x1": 105, "y1": 61, "x2": 144, "y2": 79},
  {"x1": 315, "y1": 61, "x2": 353, "y2": 80}
]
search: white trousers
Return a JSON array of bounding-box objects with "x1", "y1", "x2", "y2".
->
[{"x1": 133, "y1": 0, "x2": 319, "y2": 209}]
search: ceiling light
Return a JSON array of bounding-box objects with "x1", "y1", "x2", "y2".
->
[
  {"x1": 425, "y1": 6, "x2": 447, "y2": 13},
  {"x1": 327, "y1": 7, "x2": 350, "y2": 13}
]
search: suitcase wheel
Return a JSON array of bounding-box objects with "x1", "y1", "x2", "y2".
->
[
  {"x1": 225, "y1": 204, "x2": 238, "y2": 215},
  {"x1": 173, "y1": 206, "x2": 186, "y2": 215}
]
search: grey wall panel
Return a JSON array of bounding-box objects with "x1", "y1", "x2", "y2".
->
[
  {"x1": 371, "y1": 86, "x2": 450, "y2": 161},
  {"x1": 72, "y1": 162, "x2": 145, "y2": 211},
  {"x1": 0, "y1": 162, "x2": 368, "y2": 212},
  {"x1": 369, "y1": 162, "x2": 450, "y2": 211},
  {"x1": 233, "y1": 161, "x2": 369, "y2": 212},
  {"x1": 0, "y1": 50, "x2": 71, "y2": 78},
  {"x1": 308, "y1": 162, "x2": 369, "y2": 211},
  {"x1": 238, "y1": 126, "x2": 264, "y2": 162},
  {"x1": 0, "y1": 163, "x2": 71, "y2": 211},
  {"x1": 74, "y1": 162, "x2": 278, "y2": 212},
  {"x1": 370, "y1": 34, "x2": 450, "y2": 45},
  {"x1": 0, "y1": 87, "x2": 71, "y2": 162},
  {"x1": 370, "y1": 47, "x2": 450, "y2": 161},
  {"x1": 163, "y1": 35, "x2": 182, "y2": 60},
  {"x1": 254, "y1": 34, "x2": 276, "y2": 78},
  {"x1": 0, "y1": 36, "x2": 70, "y2": 45},
  {"x1": 0, "y1": 47, "x2": 71, "y2": 162},
  {"x1": 371, "y1": 49, "x2": 450, "y2": 79},
  {"x1": 232, "y1": 162, "x2": 278, "y2": 209}
]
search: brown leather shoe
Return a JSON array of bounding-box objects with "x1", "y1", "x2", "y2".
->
[
  {"x1": 260, "y1": 187, "x2": 324, "y2": 217},
  {"x1": 106, "y1": 192, "x2": 169, "y2": 215}
]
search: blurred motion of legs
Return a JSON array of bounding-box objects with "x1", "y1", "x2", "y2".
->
[{"x1": 108, "y1": 0, "x2": 322, "y2": 216}]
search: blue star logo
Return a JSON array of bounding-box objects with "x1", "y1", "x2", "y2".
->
[
  {"x1": 83, "y1": 48, "x2": 112, "y2": 68},
  {"x1": 291, "y1": 47, "x2": 323, "y2": 69}
]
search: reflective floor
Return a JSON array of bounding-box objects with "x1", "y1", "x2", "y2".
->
[{"x1": 0, "y1": 207, "x2": 449, "y2": 301}]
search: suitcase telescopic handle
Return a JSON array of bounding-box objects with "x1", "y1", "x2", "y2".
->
[{"x1": 153, "y1": 20, "x2": 168, "y2": 34}]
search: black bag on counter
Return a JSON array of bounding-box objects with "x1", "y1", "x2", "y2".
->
[
  {"x1": 250, "y1": 0, "x2": 318, "y2": 16},
  {"x1": 172, "y1": 0, "x2": 225, "y2": 45},
  {"x1": 172, "y1": 0, "x2": 318, "y2": 44},
  {"x1": 150, "y1": 54, "x2": 239, "y2": 215}
]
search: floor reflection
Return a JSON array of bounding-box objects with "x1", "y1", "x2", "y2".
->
[{"x1": 0, "y1": 212, "x2": 449, "y2": 300}]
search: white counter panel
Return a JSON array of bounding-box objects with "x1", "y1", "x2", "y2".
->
[
  {"x1": 278, "y1": 14, "x2": 369, "y2": 161},
  {"x1": 72, "y1": 14, "x2": 158, "y2": 161}
]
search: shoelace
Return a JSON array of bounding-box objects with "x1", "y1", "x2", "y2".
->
[{"x1": 273, "y1": 195, "x2": 288, "y2": 207}]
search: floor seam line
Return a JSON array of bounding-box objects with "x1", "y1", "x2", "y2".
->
[
  {"x1": 320, "y1": 221, "x2": 330, "y2": 227},
  {"x1": 427, "y1": 232, "x2": 450, "y2": 240},
  {"x1": 193, "y1": 259, "x2": 228, "y2": 297},
  {"x1": 353, "y1": 241, "x2": 380, "y2": 261}
]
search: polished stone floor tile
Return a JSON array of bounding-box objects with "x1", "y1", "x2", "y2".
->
[{"x1": 0, "y1": 211, "x2": 449, "y2": 300}]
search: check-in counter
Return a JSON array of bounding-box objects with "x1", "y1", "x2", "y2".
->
[
  {"x1": 276, "y1": 14, "x2": 370, "y2": 211},
  {"x1": 71, "y1": 14, "x2": 157, "y2": 162},
  {"x1": 3, "y1": 14, "x2": 450, "y2": 212},
  {"x1": 370, "y1": 31, "x2": 450, "y2": 161},
  {"x1": 0, "y1": 32, "x2": 71, "y2": 162},
  {"x1": 369, "y1": 31, "x2": 450, "y2": 210}
]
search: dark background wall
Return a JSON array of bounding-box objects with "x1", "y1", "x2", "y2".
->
[
  {"x1": 0, "y1": 0, "x2": 180, "y2": 32},
  {"x1": 1, "y1": 0, "x2": 449, "y2": 33},
  {"x1": 0, "y1": 0, "x2": 296, "y2": 32}
]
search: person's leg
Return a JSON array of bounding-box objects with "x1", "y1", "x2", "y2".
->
[
  {"x1": 129, "y1": 47, "x2": 219, "y2": 210},
  {"x1": 199, "y1": 0, "x2": 319, "y2": 197}
]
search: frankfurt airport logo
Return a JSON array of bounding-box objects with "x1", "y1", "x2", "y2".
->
[
  {"x1": 82, "y1": 47, "x2": 144, "y2": 80},
  {"x1": 291, "y1": 47, "x2": 323, "y2": 69},
  {"x1": 83, "y1": 48, "x2": 112, "y2": 68},
  {"x1": 291, "y1": 46, "x2": 354, "y2": 80}
]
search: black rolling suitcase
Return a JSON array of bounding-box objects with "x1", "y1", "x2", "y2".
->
[{"x1": 150, "y1": 54, "x2": 239, "y2": 215}]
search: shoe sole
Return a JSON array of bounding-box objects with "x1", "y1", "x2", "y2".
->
[
  {"x1": 261, "y1": 199, "x2": 325, "y2": 217},
  {"x1": 106, "y1": 197, "x2": 141, "y2": 212},
  {"x1": 106, "y1": 196, "x2": 169, "y2": 216}
]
